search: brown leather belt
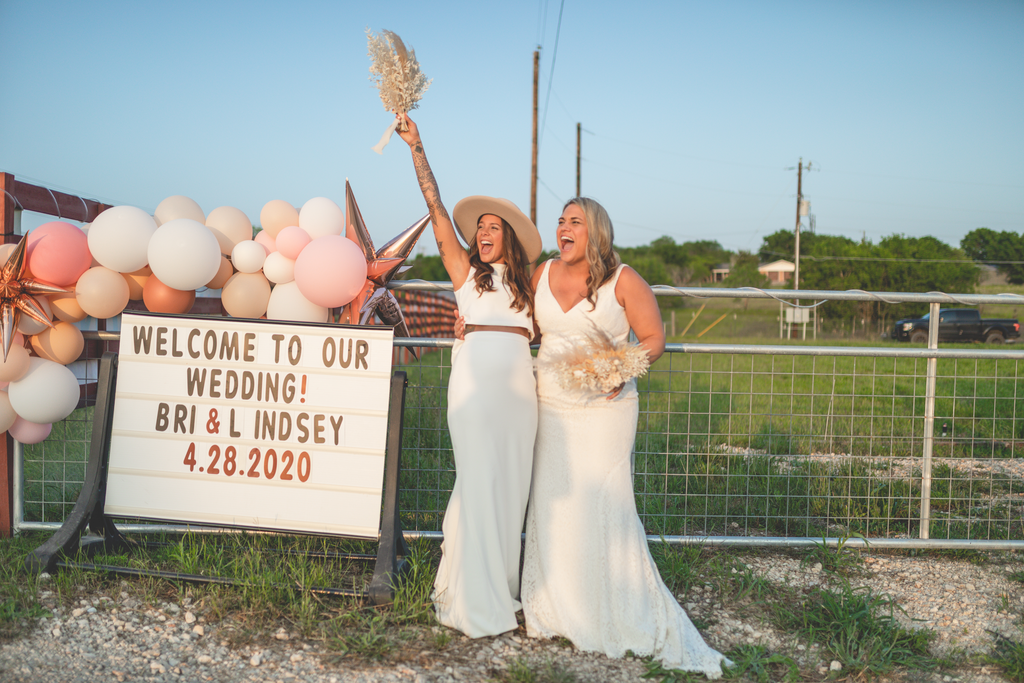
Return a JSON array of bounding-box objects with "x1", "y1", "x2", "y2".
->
[{"x1": 465, "y1": 324, "x2": 532, "y2": 340}]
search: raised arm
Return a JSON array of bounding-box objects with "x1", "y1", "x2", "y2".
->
[{"x1": 397, "y1": 114, "x2": 471, "y2": 288}]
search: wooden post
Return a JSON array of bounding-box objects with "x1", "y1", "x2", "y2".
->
[
  {"x1": 576, "y1": 122, "x2": 581, "y2": 197},
  {"x1": 0, "y1": 173, "x2": 16, "y2": 535},
  {"x1": 531, "y1": 49, "x2": 539, "y2": 227}
]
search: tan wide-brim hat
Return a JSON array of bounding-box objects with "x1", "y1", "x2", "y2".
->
[{"x1": 452, "y1": 196, "x2": 543, "y2": 262}]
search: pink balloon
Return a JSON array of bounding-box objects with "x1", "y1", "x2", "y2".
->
[
  {"x1": 275, "y1": 225, "x2": 311, "y2": 260},
  {"x1": 27, "y1": 222, "x2": 92, "y2": 286},
  {"x1": 294, "y1": 236, "x2": 368, "y2": 308},
  {"x1": 8, "y1": 416, "x2": 52, "y2": 444},
  {"x1": 254, "y1": 230, "x2": 276, "y2": 255}
]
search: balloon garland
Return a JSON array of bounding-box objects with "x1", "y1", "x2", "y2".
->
[{"x1": 2, "y1": 192, "x2": 430, "y2": 444}]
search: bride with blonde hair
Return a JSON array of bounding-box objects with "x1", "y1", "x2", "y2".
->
[{"x1": 522, "y1": 197, "x2": 730, "y2": 678}]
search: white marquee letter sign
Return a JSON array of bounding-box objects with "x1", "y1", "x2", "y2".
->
[{"x1": 105, "y1": 313, "x2": 395, "y2": 538}]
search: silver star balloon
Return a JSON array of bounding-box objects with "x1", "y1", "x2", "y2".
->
[{"x1": 340, "y1": 180, "x2": 429, "y2": 353}]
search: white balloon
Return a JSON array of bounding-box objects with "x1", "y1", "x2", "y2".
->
[
  {"x1": 16, "y1": 297, "x2": 52, "y2": 336},
  {"x1": 262, "y1": 251, "x2": 295, "y2": 284},
  {"x1": 231, "y1": 240, "x2": 267, "y2": 274},
  {"x1": 88, "y1": 205, "x2": 158, "y2": 272},
  {"x1": 298, "y1": 197, "x2": 344, "y2": 239},
  {"x1": 8, "y1": 357, "x2": 80, "y2": 424},
  {"x1": 0, "y1": 390, "x2": 16, "y2": 433},
  {"x1": 266, "y1": 281, "x2": 328, "y2": 323},
  {"x1": 154, "y1": 195, "x2": 205, "y2": 226},
  {"x1": 147, "y1": 219, "x2": 222, "y2": 291},
  {"x1": 206, "y1": 206, "x2": 253, "y2": 255}
]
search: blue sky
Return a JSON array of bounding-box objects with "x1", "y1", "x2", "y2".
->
[{"x1": 2, "y1": 0, "x2": 1021, "y2": 257}]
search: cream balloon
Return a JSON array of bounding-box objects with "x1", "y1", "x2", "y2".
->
[
  {"x1": 298, "y1": 197, "x2": 344, "y2": 239},
  {"x1": 0, "y1": 390, "x2": 16, "y2": 433},
  {"x1": 262, "y1": 251, "x2": 295, "y2": 284},
  {"x1": 0, "y1": 344, "x2": 30, "y2": 383},
  {"x1": 206, "y1": 206, "x2": 253, "y2": 255},
  {"x1": 266, "y1": 281, "x2": 328, "y2": 323},
  {"x1": 75, "y1": 266, "x2": 131, "y2": 319},
  {"x1": 259, "y1": 199, "x2": 299, "y2": 238},
  {"x1": 154, "y1": 195, "x2": 205, "y2": 226},
  {"x1": 230, "y1": 240, "x2": 267, "y2": 274},
  {"x1": 16, "y1": 297, "x2": 52, "y2": 336},
  {"x1": 147, "y1": 218, "x2": 222, "y2": 291},
  {"x1": 221, "y1": 272, "x2": 272, "y2": 318},
  {"x1": 87, "y1": 205, "x2": 157, "y2": 272},
  {"x1": 8, "y1": 357, "x2": 81, "y2": 424}
]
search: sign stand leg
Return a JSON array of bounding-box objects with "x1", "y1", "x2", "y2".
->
[
  {"x1": 369, "y1": 371, "x2": 410, "y2": 605},
  {"x1": 27, "y1": 353, "x2": 129, "y2": 574}
]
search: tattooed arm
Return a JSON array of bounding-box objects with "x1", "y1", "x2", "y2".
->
[{"x1": 397, "y1": 113, "x2": 471, "y2": 289}]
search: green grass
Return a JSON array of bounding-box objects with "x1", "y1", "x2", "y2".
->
[
  {"x1": 768, "y1": 580, "x2": 937, "y2": 678},
  {"x1": 985, "y1": 631, "x2": 1024, "y2": 683}
]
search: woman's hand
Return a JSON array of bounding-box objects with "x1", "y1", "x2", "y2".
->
[
  {"x1": 453, "y1": 311, "x2": 466, "y2": 340},
  {"x1": 397, "y1": 113, "x2": 420, "y2": 146},
  {"x1": 606, "y1": 383, "x2": 625, "y2": 400}
]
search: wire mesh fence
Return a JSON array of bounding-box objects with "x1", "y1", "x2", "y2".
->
[{"x1": 14, "y1": 286, "x2": 1024, "y2": 547}]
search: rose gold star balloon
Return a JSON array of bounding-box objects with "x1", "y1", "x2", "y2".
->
[
  {"x1": 0, "y1": 237, "x2": 70, "y2": 360},
  {"x1": 340, "y1": 181, "x2": 429, "y2": 347}
]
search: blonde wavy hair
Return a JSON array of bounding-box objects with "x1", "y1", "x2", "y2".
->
[{"x1": 563, "y1": 197, "x2": 621, "y2": 308}]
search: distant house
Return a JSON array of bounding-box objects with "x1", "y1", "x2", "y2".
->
[
  {"x1": 758, "y1": 259, "x2": 795, "y2": 284},
  {"x1": 711, "y1": 263, "x2": 731, "y2": 282}
]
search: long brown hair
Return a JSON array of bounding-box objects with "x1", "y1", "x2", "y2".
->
[
  {"x1": 564, "y1": 197, "x2": 620, "y2": 308},
  {"x1": 468, "y1": 217, "x2": 535, "y2": 318}
]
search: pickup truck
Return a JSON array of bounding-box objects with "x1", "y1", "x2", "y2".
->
[{"x1": 891, "y1": 308, "x2": 1020, "y2": 344}]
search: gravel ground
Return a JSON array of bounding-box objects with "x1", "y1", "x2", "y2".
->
[{"x1": 2, "y1": 552, "x2": 1023, "y2": 683}]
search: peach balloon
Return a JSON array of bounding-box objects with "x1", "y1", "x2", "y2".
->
[
  {"x1": 26, "y1": 221, "x2": 92, "y2": 286},
  {"x1": 8, "y1": 416, "x2": 51, "y2": 444},
  {"x1": 254, "y1": 230, "x2": 276, "y2": 254},
  {"x1": 154, "y1": 195, "x2": 205, "y2": 226},
  {"x1": 16, "y1": 297, "x2": 53, "y2": 336},
  {"x1": 259, "y1": 199, "x2": 299, "y2": 238},
  {"x1": 206, "y1": 255, "x2": 234, "y2": 289},
  {"x1": 275, "y1": 225, "x2": 311, "y2": 260},
  {"x1": 30, "y1": 321, "x2": 85, "y2": 365},
  {"x1": 143, "y1": 275, "x2": 196, "y2": 314},
  {"x1": 50, "y1": 290, "x2": 88, "y2": 323},
  {"x1": 76, "y1": 266, "x2": 130, "y2": 319},
  {"x1": 122, "y1": 266, "x2": 152, "y2": 300},
  {"x1": 206, "y1": 206, "x2": 253, "y2": 255},
  {"x1": 0, "y1": 344, "x2": 30, "y2": 382},
  {"x1": 0, "y1": 243, "x2": 16, "y2": 263},
  {"x1": 221, "y1": 272, "x2": 272, "y2": 319}
]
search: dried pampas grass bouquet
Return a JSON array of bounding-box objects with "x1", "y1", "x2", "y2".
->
[
  {"x1": 545, "y1": 323, "x2": 651, "y2": 396},
  {"x1": 367, "y1": 29, "x2": 431, "y2": 154}
]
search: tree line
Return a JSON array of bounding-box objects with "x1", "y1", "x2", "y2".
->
[{"x1": 399, "y1": 227, "x2": 1021, "y2": 323}]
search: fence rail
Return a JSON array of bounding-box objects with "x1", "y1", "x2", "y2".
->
[{"x1": 13, "y1": 283, "x2": 1024, "y2": 549}]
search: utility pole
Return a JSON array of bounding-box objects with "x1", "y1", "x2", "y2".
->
[
  {"x1": 794, "y1": 157, "x2": 803, "y2": 293},
  {"x1": 530, "y1": 49, "x2": 539, "y2": 226},
  {"x1": 576, "y1": 122, "x2": 581, "y2": 197}
]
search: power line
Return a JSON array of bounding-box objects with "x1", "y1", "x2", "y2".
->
[{"x1": 538, "y1": 0, "x2": 565, "y2": 150}]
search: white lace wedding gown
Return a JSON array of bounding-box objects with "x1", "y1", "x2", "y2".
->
[
  {"x1": 522, "y1": 261, "x2": 729, "y2": 678},
  {"x1": 433, "y1": 264, "x2": 538, "y2": 638}
]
